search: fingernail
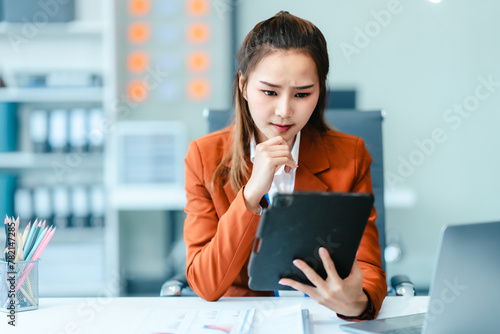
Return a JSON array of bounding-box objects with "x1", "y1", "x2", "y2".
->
[
  {"x1": 293, "y1": 259, "x2": 301, "y2": 267},
  {"x1": 279, "y1": 279, "x2": 287, "y2": 285}
]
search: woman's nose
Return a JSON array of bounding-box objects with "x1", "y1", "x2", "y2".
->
[{"x1": 275, "y1": 97, "x2": 293, "y2": 118}]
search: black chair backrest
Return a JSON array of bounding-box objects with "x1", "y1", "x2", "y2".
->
[
  {"x1": 324, "y1": 110, "x2": 386, "y2": 271},
  {"x1": 205, "y1": 109, "x2": 386, "y2": 270},
  {"x1": 204, "y1": 108, "x2": 234, "y2": 134}
]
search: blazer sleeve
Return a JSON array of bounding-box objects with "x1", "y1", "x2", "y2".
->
[
  {"x1": 340, "y1": 138, "x2": 387, "y2": 320},
  {"x1": 183, "y1": 140, "x2": 261, "y2": 301}
]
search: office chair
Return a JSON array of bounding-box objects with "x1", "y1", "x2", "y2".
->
[{"x1": 160, "y1": 109, "x2": 415, "y2": 297}]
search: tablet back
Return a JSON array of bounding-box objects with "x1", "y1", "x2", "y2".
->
[{"x1": 248, "y1": 192, "x2": 374, "y2": 291}]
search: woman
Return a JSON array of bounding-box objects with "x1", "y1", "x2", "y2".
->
[{"x1": 183, "y1": 11, "x2": 386, "y2": 320}]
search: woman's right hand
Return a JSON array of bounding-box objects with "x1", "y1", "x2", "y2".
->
[{"x1": 243, "y1": 136, "x2": 298, "y2": 213}]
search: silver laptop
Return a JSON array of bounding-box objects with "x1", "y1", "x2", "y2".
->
[{"x1": 341, "y1": 221, "x2": 500, "y2": 334}]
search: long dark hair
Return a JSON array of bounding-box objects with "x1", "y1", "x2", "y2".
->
[{"x1": 213, "y1": 11, "x2": 331, "y2": 192}]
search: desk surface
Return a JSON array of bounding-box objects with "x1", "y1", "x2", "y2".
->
[{"x1": 1, "y1": 296, "x2": 428, "y2": 334}]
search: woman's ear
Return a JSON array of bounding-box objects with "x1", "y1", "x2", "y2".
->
[{"x1": 238, "y1": 71, "x2": 245, "y2": 97}]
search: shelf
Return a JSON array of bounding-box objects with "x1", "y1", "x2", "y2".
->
[
  {"x1": 0, "y1": 21, "x2": 103, "y2": 37},
  {"x1": 0, "y1": 2, "x2": 114, "y2": 298},
  {"x1": 0, "y1": 87, "x2": 103, "y2": 103},
  {"x1": 0, "y1": 152, "x2": 103, "y2": 170}
]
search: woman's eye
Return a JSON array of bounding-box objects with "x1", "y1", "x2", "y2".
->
[
  {"x1": 295, "y1": 93, "x2": 310, "y2": 98},
  {"x1": 262, "y1": 90, "x2": 277, "y2": 96}
]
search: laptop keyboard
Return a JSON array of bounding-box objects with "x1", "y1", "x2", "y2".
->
[{"x1": 382, "y1": 326, "x2": 422, "y2": 334}]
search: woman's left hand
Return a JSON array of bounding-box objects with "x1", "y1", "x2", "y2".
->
[{"x1": 278, "y1": 247, "x2": 369, "y2": 317}]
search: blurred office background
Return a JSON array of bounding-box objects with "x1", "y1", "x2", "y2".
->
[{"x1": 0, "y1": 0, "x2": 499, "y2": 296}]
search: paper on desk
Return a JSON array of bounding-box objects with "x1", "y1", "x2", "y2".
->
[
  {"x1": 135, "y1": 308, "x2": 255, "y2": 334},
  {"x1": 252, "y1": 304, "x2": 308, "y2": 334}
]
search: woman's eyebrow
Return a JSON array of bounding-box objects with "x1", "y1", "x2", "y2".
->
[{"x1": 259, "y1": 81, "x2": 315, "y2": 89}]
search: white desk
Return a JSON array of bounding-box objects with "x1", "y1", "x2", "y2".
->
[{"x1": 0, "y1": 296, "x2": 428, "y2": 334}]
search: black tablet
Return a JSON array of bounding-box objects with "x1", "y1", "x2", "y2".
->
[{"x1": 248, "y1": 192, "x2": 374, "y2": 291}]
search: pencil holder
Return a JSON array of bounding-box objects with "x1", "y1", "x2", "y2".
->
[{"x1": 0, "y1": 260, "x2": 39, "y2": 313}]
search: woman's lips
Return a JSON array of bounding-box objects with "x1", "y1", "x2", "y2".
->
[{"x1": 272, "y1": 124, "x2": 292, "y2": 132}]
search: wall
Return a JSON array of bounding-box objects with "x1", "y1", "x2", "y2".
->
[{"x1": 236, "y1": 0, "x2": 500, "y2": 289}]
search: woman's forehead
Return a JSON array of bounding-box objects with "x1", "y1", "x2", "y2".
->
[{"x1": 249, "y1": 51, "x2": 318, "y2": 85}]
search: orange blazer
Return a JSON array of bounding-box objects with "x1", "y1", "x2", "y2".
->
[{"x1": 184, "y1": 124, "x2": 386, "y2": 319}]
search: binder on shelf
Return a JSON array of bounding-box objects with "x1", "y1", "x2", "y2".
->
[
  {"x1": 33, "y1": 186, "x2": 52, "y2": 226},
  {"x1": 29, "y1": 109, "x2": 49, "y2": 153},
  {"x1": 69, "y1": 108, "x2": 88, "y2": 153},
  {"x1": 0, "y1": 103, "x2": 16, "y2": 218},
  {"x1": 0, "y1": 102, "x2": 18, "y2": 152},
  {"x1": 14, "y1": 187, "x2": 32, "y2": 226},
  {"x1": 46, "y1": 72, "x2": 99, "y2": 88},
  {"x1": 48, "y1": 109, "x2": 68, "y2": 153},
  {"x1": 14, "y1": 187, "x2": 33, "y2": 227},
  {"x1": 88, "y1": 108, "x2": 104, "y2": 153},
  {"x1": 10, "y1": 71, "x2": 103, "y2": 88},
  {"x1": 71, "y1": 186, "x2": 89, "y2": 228},
  {"x1": 3, "y1": 0, "x2": 75, "y2": 23},
  {"x1": 0, "y1": 174, "x2": 16, "y2": 219},
  {"x1": 89, "y1": 185, "x2": 105, "y2": 228},
  {"x1": 52, "y1": 186, "x2": 70, "y2": 228}
]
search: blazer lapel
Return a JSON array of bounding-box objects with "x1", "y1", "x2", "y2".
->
[{"x1": 295, "y1": 126, "x2": 330, "y2": 192}]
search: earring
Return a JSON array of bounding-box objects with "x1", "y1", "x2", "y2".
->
[{"x1": 243, "y1": 94, "x2": 247, "y2": 99}]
